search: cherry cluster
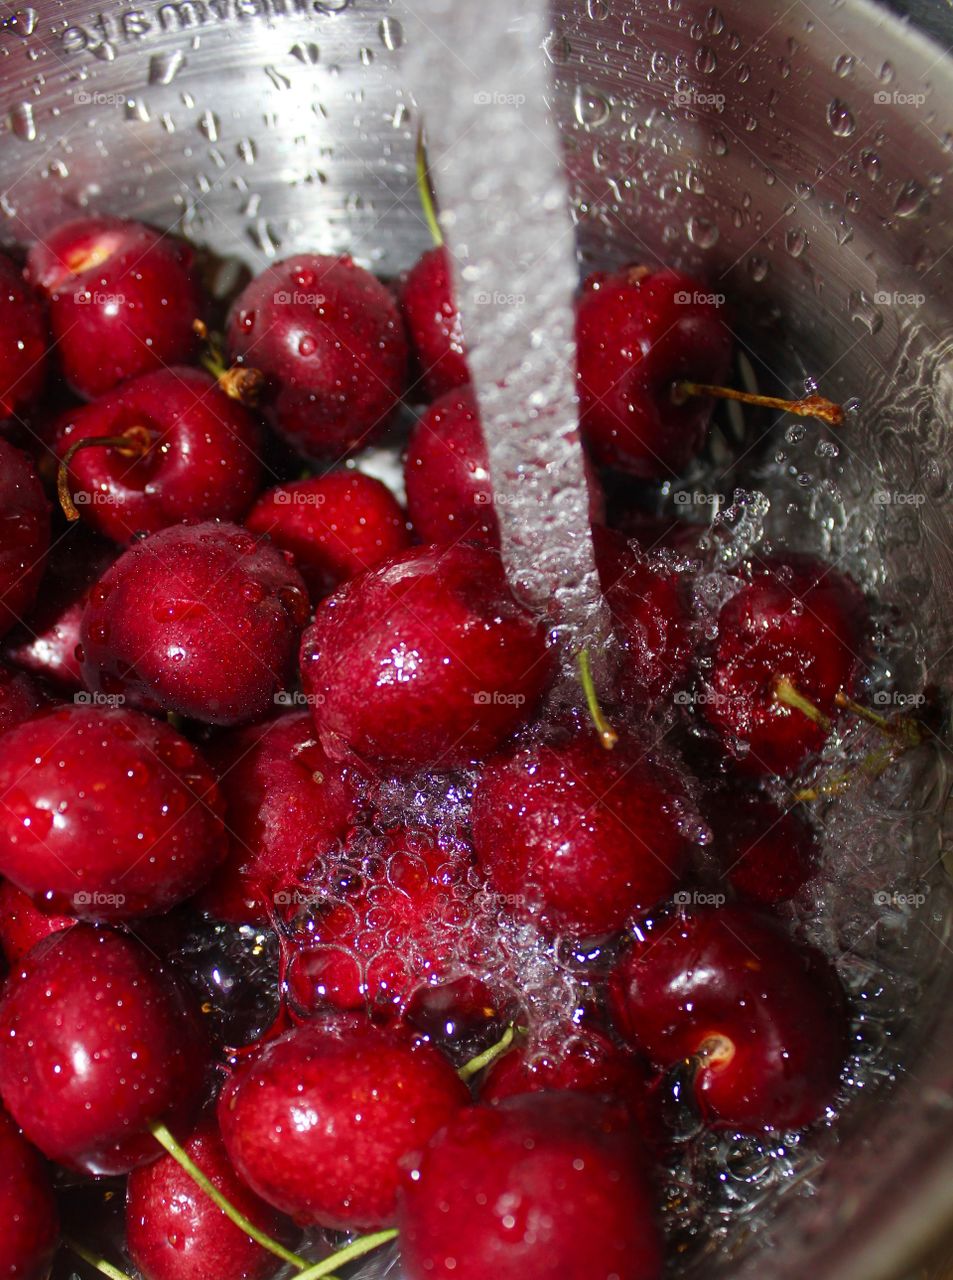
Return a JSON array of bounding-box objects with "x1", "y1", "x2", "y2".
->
[{"x1": 0, "y1": 216, "x2": 878, "y2": 1280}]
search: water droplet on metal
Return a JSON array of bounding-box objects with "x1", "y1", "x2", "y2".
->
[
  {"x1": 827, "y1": 99, "x2": 856, "y2": 137},
  {"x1": 848, "y1": 289, "x2": 884, "y2": 334},
  {"x1": 695, "y1": 45, "x2": 716, "y2": 74},
  {"x1": 149, "y1": 49, "x2": 186, "y2": 85},
  {"x1": 197, "y1": 110, "x2": 219, "y2": 142},
  {"x1": 834, "y1": 53, "x2": 855, "y2": 77},
  {"x1": 748, "y1": 256, "x2": 769, "y2": 282},
  {"x1": 893, "y1": 179, "x2": 928, "y2": 218},
  {"x1": 785, "y1": 227, "x2": 808, "y2": 257},
  {"x1": 710, "y1": 132, "x2": 728, "y2": 156},
  {"x1": 10, "y1": 101, "x2": 36, "y2": 142},
  {"x1": 687, "y1": 215, "x2": 719, "y2": 247},
  {"x1": 861, "y1": 150, "x2": 882, "y2": 181},
  {"x1": 290, "y1": 41, "x2": 320, "y2": 64},
  {"x1": 573, "y1": 85, "x2": 611, "y2": 128},
  {"x1": 378, "y1": 16, "x2": 404, "y2": 51},
  {"x1": 264, "y1": 65, "x2": 291, "y2": 91}
]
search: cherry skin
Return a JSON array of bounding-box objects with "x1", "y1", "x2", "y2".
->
[
  {"x1": 405, "y1": 387, "x2": 498, "y2": 547},
  {"x1": 0, "y1": 1105, "x2": 60, "y2": 1280},
  {"x1": 608, "y1": 904, "x2": 847, "y2": 1132},
  {"x1": 705, "y1": 786, "x2": 817, "y2": 906},
  {"x1": 217, "y1": 1015, "x2": 468, "y2": 1230},
  {"x1": 299, "y1": 544, "x2": 555, "y2": 771},
  {"x1": 285, "y1": 827, "x2": 473, "y2": 1018},
  {"x1": 126, "y1": 1117, "x2": 300, "y2": 1280},
  {"x1": 80, "y1": 521, "x2": 310, "y2": 726},
  {"x1": 0, "y1": 661, "x2": 45, "y2": 739},
  {"x1": 26, "y1": 216, "x2": 203, "y2": 399},
  {"x1": 0, "y1": 880, "x2": 73, "y2": 966},
  {"x1": 399, "y1": 1092, "x2": 664, "y2": 1280},
  {"x1": 196, "y1": 709, "x2": 358, "y2": 925},
  {"x1": 54, "y1": 367, "x2": 263, "y2": 544},
  {"x1": 576, "y1": 265, "x2": 732, "y2": 477},
  {"x1": 470, "y1": 730, "x2": 689, "y2": 937},
  {"x1": 701, "y1": 556, "x2": 867, "y2": 775},
  {"x1": 400, "y1": 245, "x2": 468, "y2": 400},
  {"x1": 0, "y1": 704, "x2": 226, "y2": 918},
  {"x1": 0, "y1": 925, "x2": 209, "y2": 1175},
  {"x1": 0, "y1": 439, "x2": 50, "y2": 638},
  {"x1": 245, "y1": 470, "x2": 410, "y2": 602},
  {"x1": 225, "y1": 254, "x2": 407, "y2": 460},
  {"x1": 0, "y1": 251, "x2": 49, "y2": 423}
]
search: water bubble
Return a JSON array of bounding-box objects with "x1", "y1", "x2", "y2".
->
[
  {"x1": 827, "y1": 99, "x2": 856, "y2": 137},
  {"x1": 587, "y1": 0, "x2": 610, "y2": 19},
  {"x1": 573, "y1": 85, "x2": 611, "y2": 128}
]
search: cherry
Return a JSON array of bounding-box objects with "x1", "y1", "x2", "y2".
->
[
  {"x1": 0, "y1": 661, "x2": 45, "y2": 739},
  {"x1": 0, "y1": 439, "x2": 50, "y2": 638},
  {"x1": 608, "y1": 904, "x2": 847, "y2": 1132},
  {"x1": 705, "y1": 786, "x2": 817, "y2": 906},
  {"x1": 126, "y1": 1117, "x2": 300, "y2": 1280},
  {"x1": 217, "y1": 1015, "x2": 468, "y2": 1230},
  {"x1": 80, "y1": 521, "x2": 310, "y2": 726},
  {"x1": 471, "y1": 730, "x2": 689, "y2": 937},
  {"x1": 400, "y1": 246, "x2": 468, "y2": 400},
  {"x1": 0, "y1": 924, "x2": 209, "y2": 1174},
  {"x1": 0, "y1": 1104, "x2": 59, "y2": 1280},
  {"x1": 299, "y1": 544, "x2": 554, "y2": 770},
  {"x1": 405, "y1": 387, "x2": 498, "y2": 547},
  {"x1": 576, "y1": 265, "x2": 732, "y2": 477},
  {"x1": 0, "y1": 703, "x2": 226, "y2": 918},
  {"x1": 225, "y1": 254, "x2": 407, "y2": 460},
  {"x1": 196, "y1": 709, "x2": 357, "y2": 925},
  {"x1": 26, "y1": 216, "x2": 204, "y2": 399},
  {"x1": 0, "y1": 880, "x2": 74, "y2": 965},
  {"x1": 284, "y1": 827, "x2": 473, "y2": 1018},
  {"x1": 700, "y1": 556, "x2": 867, "y2": 775},
  {"x1": 54, "y1": 367, "x2": 263, "y2": 544},
  {"x1": 399, "y1": 1092, "x2": 664, "y2": 1280},
  {"x1": 0, "y1": 251, "x2": 49, "y2": 423},
  {"x1": 245, "y1": 469, "x2": 410, "y2": 602}
]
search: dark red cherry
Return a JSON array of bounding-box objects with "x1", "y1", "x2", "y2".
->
[
  {"x1": 126, "y1": 1117, "x2": 300, "y2": 1280},
  {"x1": 54, "y1": 367, "x2": 263, "y2": 544},
  {"x1": 246, "y1": 470, "x2": 410, "y2": 602},
  {"x1": 218, "y1": 1016, "x2": 468, "y2": 1230},
  {"x1": 26, "y1": 217, "x2": 204, "y2": 399},
  {"x1": 197, "y1": 710, "x2": 357, "y2": 925},
  {"x1": 400, "y1": 246, "x2": 468, "y2": 400},
  {"x1": 701, "y1": 556, "x2": 867, "y2": 775},
  {"x1": 225, "y1": 254, "x2": 407, "y2": 460},
  {"x1": 0, "y1": 439, "x2": 50, "y2": 638},
  {"x1": 80, "y1": 521, "x2": 310, "y2": 726},
  {"x1": 405, "y1": 387, "x2": 498, "y2": 547},
  {"x1": 471, "y1": 732, "x2": 689, "y2": 937},
  {"x1": 0, "y1": 880, "x2": 74, "y2": 966},
  {"x1": 576, "y1": 266, "x2": 732, "y2": 477},
  {"x1": 285, "y1": 827, "x2": 473, "y2": 1018},
  {"x1": 0, "y1": 704, "x2": 226, "y2": 918},
  {"x1": 0, "y1": 925, "x2": 209, "y2": 1174},
  {"x1": 705, "y1": 786, "x2": 817, "y2": 905},
  {"x1": 0, "y1": 252, "x2": 49, "y2": 423},
  {"x1": 608, "y1": 904, "x2": 847, "y2": 1132},
  {"x1": 399, "y1": 1092, "x2": 664, "y2": 1280},
  {"x1": 0, "y1": 1105, "x2": 59, "y2": 1280},
  {"x1": 0, "y1": 662, "x2": 45, "y2": 739},
  {"x1": 299, "y1": 544, "x2": 554, "y2": 771}
]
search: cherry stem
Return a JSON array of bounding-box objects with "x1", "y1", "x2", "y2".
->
[
  {"x1": 673, "y1": 381, "x2": 844, "y2": 427},
  {"x1": 772, "y1": 677, "x2": 832, "y2": 731},
  {"x1": 293, "y1": 1230, "x2": 399, "y2": 1280},
  {"x1": 577, "y1": 649, "x2": 618, "y2": 750},
  {"x1": 457, "y1": 1023, "x2": 517, "y2": 1082},
  {"x1": 193, "y1": 319, "x2": 263, "y2": 405},
  {"x1": 416, "y1": 125, "x2": 444, "y2": 248},
  {"x1": 149, "y1": 1122, "x2": 310, "y2": 1270},
  {"x1": 57, "y1": 427, "x2": 153, "y2": 523},
  {"x1": 63, "y1": 1237, "x2": 134, "y2": 1280}
]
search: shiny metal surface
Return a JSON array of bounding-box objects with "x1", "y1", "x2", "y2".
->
[{"x1": 3, "y1": 1, "x2": 953, "y2": 1277}]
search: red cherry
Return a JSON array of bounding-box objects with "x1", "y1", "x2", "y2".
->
[
  {"x1": 225, "y1": 254, "x2": 407, "y2": 460},
  {"x1": 80, "y1": 521, "x2": 310, "y2": 726},
  {"x1": 0, "y1": 880, "x2": 74, "y2": 965},
  {"x1": 54, "y1": 367, "x2": 263, "y2": 544},
  {"x1": 0, "y1": 439, "x2": 50, "y2": 638},
  {"x1": 0, "y1": 662, "x2": 45, "y2": 739},
  {"x1": 0, "y1": 1105, "x2": 59, "y2": 1280},
  {"x1": 705, "y1": 787, "x2": 817, "y2": 905},
  {"x1": 299, "y1": 544, "x2": 554, "y2": 770},
  {"x1": 608, "y1": 904, "x2": 847, "y2": 1132},
  {"x1": 0, "y1": 252, "x2": 49, "y2": 423},
  {"x1": 576, "y1": 266, "x2": 732, "y2": 477},
  {"x1": 701, "y1": 556, "x2": 867, "y2": 775},
  {"x1": 196, "y1": 710, "x2": 357, "y2": 925},
  {"x1": 405, "y1": 387, "x2": 498, "y2": 547},
  {"x1": 285, "y1": 827, "x2": 473, "y2": 1018},
  {"x1": 0, "y1": 925, "x2": 209, "y2": 1174},
  {"x1": 217, "y1": 1016, "x2": 468, "y2": 1230},
  {"x1": 126, "y1": 1117, "x2": 300, "y2": 1280},
  {"x1": 471, "y1": 732, "x2": 688, "y2": 937},
  {"x1": 0, "y1": 704, "x2": 226, "y2": 918},
  {"x1": 400, "y1": 246, "x2": 468, "y2": 400},
  {"x1": 246, "y1": 470, "x2": 410, "y2": 602},
  {"x1": 26, "y1": 217, "x2": 204, "y2": 399},
  {"x1": 399, "y1": 1092, "x2": 664, "y2": 1280}
]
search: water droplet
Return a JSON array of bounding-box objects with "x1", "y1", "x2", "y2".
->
[
  {"x1": 378, "y1": 16, "x2": 404, "y2": 51},
  {"x1": 879, "y1": 60, "x2": 895, "y2": 84},
  {"x1": 197, "y1": 110, "x2": 219, "y2": 142},
  {"x1": 827, "y1": 99, "x2": 856, "y2": 137},
  {"x1": 834, "y1": 53, "x2": 855, "y2": 77},
  {"x1": 861, "y1": 150, "x2": 882, "y2": 182},
  {"x1": 573, "y1": 85, "x2": 611, "y2": 128},
  {"x1": 704, "y1": 7, "x2": 725, "y2": 35},
  {"x1": 687, "y1": 215, "x2": 719, "y2": 248},
  {"x1": 587, "y1": 0, "x2": 610, "y2": 19},
  {"x1": 695, "y1": 45, "x2": 717, "y2": 74},
  {"x1": 748, "y1": 256, "x2": 769, "y2": 282},
  {"x1": 263, "y1": 65, "x2": 291, "y2": 91},
  {"x1": 848, "y1": 289, "x2": 884, "y2": 334},
  {"x1": 894, "y1": 179, "x2": 928, "y2": 218},
  {"x1": 149, "y1": 49, "x2": 185, "y2": 85},
  {"x1": 710, "y1": 132, "x2": 728, "y2": 156},
  {"x1": 290, "y1": 41, "x2": 320, "y2": 64},
  {"x1": 785, "y1": 227, "x2": 808, "y2": 257},
  {"x1": 10, "y1": 101, "x2": 35, "y2": 142}
]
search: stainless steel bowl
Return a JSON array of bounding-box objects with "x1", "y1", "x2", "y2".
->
[{"x1": 4, "y1": 2, "x2": 953, "y2": 1277}]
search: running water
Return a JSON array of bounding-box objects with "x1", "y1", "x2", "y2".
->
[{"x1": 400, "y1": 0, "x2": 612, "y2": 679}]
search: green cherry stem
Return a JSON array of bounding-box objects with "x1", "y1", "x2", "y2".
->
[
  {"x1": 577, "y1": 649, "x2": 618, "y2": 750},
  {"x1": 457, "y1": 1023, "x2": 518, "y2": 1082},
  {"x1": 416, "y1": 125, "x2": 444, "y2": 248},
  {"x1": 772, "y1": 676, "x2": 832, "y2": 730},
  {"x1": 63, "y1": 1237, "x2": 135, "y2": 1280},
  {"x1": 293, "y1": 1230, "x2": 399, "y2": 1280},
  {"x1": 149, "y1": 1122, "x2": 310, "y2": 1270}
]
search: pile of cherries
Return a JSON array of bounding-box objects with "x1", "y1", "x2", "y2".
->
[{"x1": 0, "y1": 214, "x2": 876, "y2": 1280}]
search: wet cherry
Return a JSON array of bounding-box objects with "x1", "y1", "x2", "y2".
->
[
  {"x1": 0, "y1": 879, "x2": 74, "y2": 966},
  {"x1": 705, "y1": 786, "x2": 818, "y2": 906},
  {"x1": 400, "y1": 245, "x2": 469, "y2": 400},
  {"x1": 0, "y1": 1104, "x2": 60, "y2": 1280},
  {"x1": 0, "y1": 439, "x2": 50, "y2": 638},
  {"x1": 0, "y1": 251, "x2": 49, "y2": 423},
  {"x1": 404, "y1": 387, "x2": 498, "y2": 547}
]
